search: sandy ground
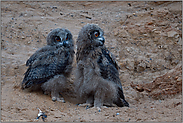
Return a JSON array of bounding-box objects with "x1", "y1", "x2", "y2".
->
[{"x1": 1, "y1": 1, "x2": 182, "y2": 122}]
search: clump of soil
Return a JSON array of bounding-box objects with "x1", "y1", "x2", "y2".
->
[{"x1": 131, "y1": 63, "x2": 182, "y2": 100}]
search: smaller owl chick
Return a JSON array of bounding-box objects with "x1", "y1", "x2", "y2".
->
[
  {"x1": 21, "y1": 28, "x2": 74, "y2": 102},
  {"x1": 74, "y1": 24, "x2": 129, "y2": 109}
]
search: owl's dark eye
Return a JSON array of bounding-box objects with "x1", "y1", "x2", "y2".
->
[
  {"x1": 55, "y1": 36, "x2": 61, "y2": 42},
  {"x1": 94, "y1": 31, "x2": 99, "y2": 37},
  {"x1": 66, "y1": 34, "x2": 69, "y2": 41}
]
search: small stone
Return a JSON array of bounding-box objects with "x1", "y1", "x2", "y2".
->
[
  {"x1": 175, "y1": 76, "x2": 179, "y2": 80},
  {"x1": 14, "y1": 66, "x2": 19, "y2": 69},
  {"x1": 135, "y1": 23, "x2": 141, "y2": 27},
  {"x1": 150, "y1": 7, "x2": 154, "y2": 10},
  {"x1": 167, "y1": 31, "x2": 177, "y2": 37},
  {"x1": 18, "y1": 26, "x2": 22, "y2": 29},
  {"x1": 52, "y1": 6, "x2": 57, "y2": 9},
  {"x1": 148, "y1": 22, "x2": 153, "y2": 25},
  {"x1": 154, "y1": 31, "x2": 161, "y2": 34},
  {"x1": 177, "y1": 77, "x2": 182, "y2": 82},
  {"x1": 136, "y1": 118, "x2": 142, "y2": 121},
  {"x1": 135, "y1": 86, "x2": 144, "y2": 92},
  {"x1": 175, "y1": 34, "x2": 179, "y2": 39},
  {"x1": 137, "y1": 62, "x2": 146, "y2": 72},
  {"x1": 163, "y1": 45, "x2": 168, "y2": 49},
  {"x1": 105, "y1": 113, "x2": 109, "y2": 116}
]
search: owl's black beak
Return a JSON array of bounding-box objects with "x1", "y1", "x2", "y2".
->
[
  {"x1": 63, "y1": 41, "x2": 69, "y2": 47},
  {"x1": 98, "y1": 37, "x2": 105, "y2": 46}
]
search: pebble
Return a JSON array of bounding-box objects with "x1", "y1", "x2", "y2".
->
[
  {"x1": 52, "y1": 6, "x2": 57, "y2": 9},
  {"x1": 148, "y1": 22, "x2": 153, "y2": 25},
  {"x1": 167, "y1": 31, "x2": 177, "y2": 37},
  {"x1": 105, "y1": 113, "x2": 109, "y2": 116},
  {"x1": 116, "y1": 113, "x2": 119, "y2": 115},
  {"x1": 150, "y1": 7, "x2": 154, "y2": 10},
  {"x1": 176, "y1": 77, "x2": 182, "y2": 82},
  {"x1": 85, "y1": 105, "x2": 89, "y2": 110},
  {"x1": 154, "y1": 31, "x2": 161, "y2": 34},
  {"x1": 175, "y1": 34, "x2": 179, "y2": 39},
  {"x1": 175, "y1": 76, "x2": 179, "y2": 80},
  {"x1": 18, "y1": 26, "x2": 22, "y2": 29}
]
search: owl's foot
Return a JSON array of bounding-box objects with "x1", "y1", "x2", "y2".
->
[
  {"x1": 52, "y1": 97, "x2": 65, "y2": 103},
  {"x1": 78, "y1": 103, "x2": 92, "y2": 107},
  {"x1": 90, "y1": 106, "x2": 108, "y2": 112}
]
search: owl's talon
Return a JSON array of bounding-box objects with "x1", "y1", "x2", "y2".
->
[
  {"x1": 78, "y1": 103, "x2": 92, "y2": 107},
  {"x1": 97, "y1": 107, "x2": 101, "y2": 112},
  {"x1": 52, "y1": 97, "x2": 65, "y2": 102},
  {"x1": 57, "y1": 97, "x2": 65, "y2": 103},
  {"x1": 89, "y1": 106, "x2": 102, "y2": 112},
  {"x1": 52, "y1": 97, "x2": 57, "y2": 102}
]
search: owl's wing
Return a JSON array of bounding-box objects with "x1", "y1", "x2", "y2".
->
[
  {"x1": 97, "y1": 47, "x2": 121, "y2": 86},
  {"x1": 26, "y1": 46, "x2": 54, "y2": 67},
  {"x1": 22, "y1": 46, "x2": 71, "y2": 89},
  {"x1": 97, "y1": 47, "x2": 129, "y2": 107}
]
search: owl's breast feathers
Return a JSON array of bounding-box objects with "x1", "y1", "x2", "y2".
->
[{"x1": 22, "y1": 45, "x2": 74, "y2": 88}]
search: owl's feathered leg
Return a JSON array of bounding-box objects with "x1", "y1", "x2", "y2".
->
[
  {"x1": 41, "y1": 75, "x2": 67, "y2": 102},
  {"x1": 93, "y1": 86, "x2": 105, "y2": 111},
  {"x1": 51, "y1": 92, "x2": 65, "y2": 102},
  {"x1": 78, "y1": 96, "x2": 93, "y2": 107}
]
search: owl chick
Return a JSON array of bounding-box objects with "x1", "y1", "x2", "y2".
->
[
  {"x1": 74, "y1": 24, "x2": 129, "y2": 108},
  {"x1": 21, "y1": 28, "x2": 74, "y2": 102}
]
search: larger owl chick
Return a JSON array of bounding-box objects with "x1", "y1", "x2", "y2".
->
[
  {"x1": 74, "y1": 24, "x2": 129, "y2": 108},
  {"x1": 21, "y1": 28, "x2": 75, "y2": 102}
]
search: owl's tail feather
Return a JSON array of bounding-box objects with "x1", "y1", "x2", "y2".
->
[
  {"x1": 21, "y1": 81, "x2": 33, "y2": 89},
  {"x1": 114, "y1": 87, "x2": 129, "y2": 107}
]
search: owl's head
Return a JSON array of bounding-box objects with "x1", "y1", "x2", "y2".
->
[
  {"x1": 46, "y1": 28, "x2": 73, "y2": 47},
  {"x1": 77, "y1": 24, "x2": 105, "y2": 49}
]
